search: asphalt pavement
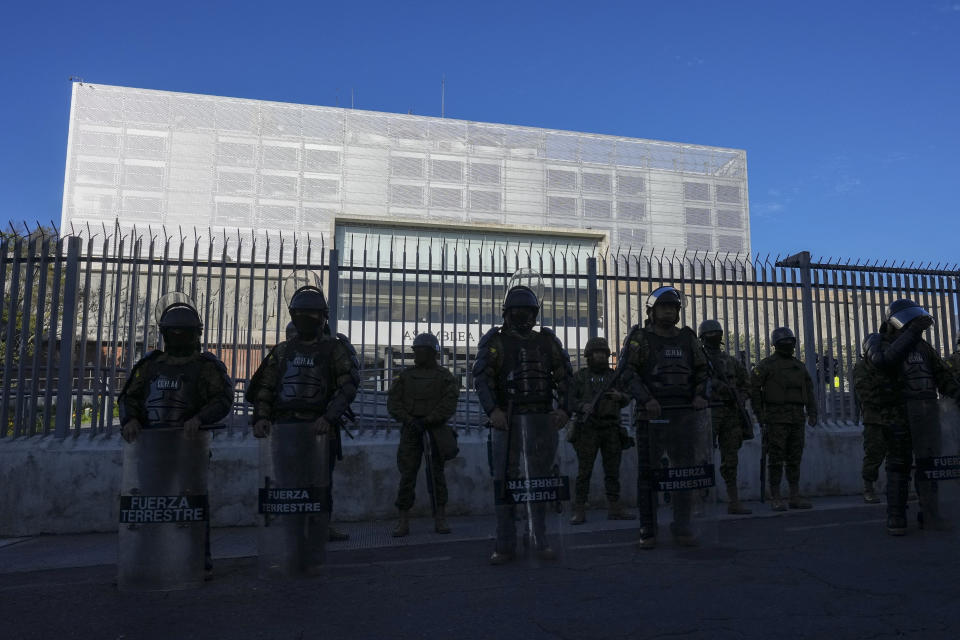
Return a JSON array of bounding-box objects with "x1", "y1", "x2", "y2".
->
[{"x1": 1, "y1": 496, "x2": 958, "y2": 640}]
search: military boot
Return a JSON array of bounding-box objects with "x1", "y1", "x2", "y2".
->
[
  {"x1": 607, "y1": 499, "x2": 636, "y2": 520},
  {"x1": 434, "y1": 506, "x2": 451, "y2": 534},
  {"x1": 570, "y1": 503, "x2": 587, "y2": 525},
  {"x1": 863, "y1": 481, "x2": 880, "y2": 504},
  {"x1": 328, "y1": 526, "x2": 350, "y2": 541},
  {"x1": 638, "y1": 528, "x2": 657, "y2": 550},
  {"x1": 769, "y1": 485, "x2": 787, "y2": 512},
  {"x1": 788, "y1": 483, "x2": 812, "y2": 509},
  {"x1": 726, "y1": 483, "x2": 752, "y2": 515},
  {"x1": 392, "y1": 510, "x2": 410, "y2": 537}
]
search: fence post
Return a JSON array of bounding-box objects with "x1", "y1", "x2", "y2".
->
[
  {"x1": 586, "y1": 256, "x2": 599, "y2": 339},
  {"x1": 778, "y1": 251, "x2": 821, "y2": 416},
  {"x1": 55, "y1": 237, "x2": 82, "y2": 438},
  {"x1": 327, "y1": 248, "x2": 339, "y2": 335}
]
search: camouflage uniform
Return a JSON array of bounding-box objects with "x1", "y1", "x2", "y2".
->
[
  {"x1": 618, "y1": 322, "x2": 711, "y2": 544},
  {"x1": 851, "y1": 357, "x2": 898, "y2": 487},
  {"x1": 387, "y1": 363, "x2": 460, "y2": 512},
  {"x1": 570, "y1": 367, "x2": 631, "y2": 507},
  {"x1": 702, "y1": 344, "x2": 751, "y2": 503},
  {"x1": 247, "y1": 334, "x2": 359, "y2": 427},
  {"x1": 750, "y1": 352, "x2": 817, "y2": 507},
  {"x1": 119, "y1": 351, "x2": 233, "y2": 428}
]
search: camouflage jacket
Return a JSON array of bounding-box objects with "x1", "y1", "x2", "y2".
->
[
  {"x1": 118, "y1": 350, "x2": 233, "y2": 427},
  {"x1": 749, "y1": 353, "x2": 817, "y2": 424},
  {"x1": 851, "y1": 356, "x2": 906, "y2": 425},
  {"x1": 246, "y1": 334, "x2": 359, "y2": 423},
  {"x1": 387, "y1": 364, "x2": 461, "y2": 428},
  {"x1": 616, "y1": 324, "x2": 711, "y2": 407},
  {"x1": 572, "y1": 366, "x2": 631, "y2": 427},
  {"x1": 702, "y1": 345, "x2": 749, "y2": 414}
]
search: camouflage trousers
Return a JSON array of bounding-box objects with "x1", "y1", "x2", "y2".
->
[
  {"x1": 765, "y1": 420, "x2": 805, "y2": 487},
  {"x1": 861, "y1": 422, "x2": 888, "y2": 483},
  {"x1": 395, "y1": 424, "x2": 447, "y2": 511},
  {"x1": 713, "y1": 410, "x2": 744, "y2": 486},
  {"x1": 572, "y1": 422, "x2": 623, "y2": 504}
]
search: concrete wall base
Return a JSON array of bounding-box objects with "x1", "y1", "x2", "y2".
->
[{"x1": 0, "y1": 423, "x2": 876, "y2": 536}]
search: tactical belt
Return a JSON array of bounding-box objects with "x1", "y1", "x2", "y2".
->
[{"x1": 275, "y1": 410, "x2": 323, "y2": 421}]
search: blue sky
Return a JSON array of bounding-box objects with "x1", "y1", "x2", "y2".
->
[{"x1": 2, "y1": 0, "x2": 958, "y2": 263}]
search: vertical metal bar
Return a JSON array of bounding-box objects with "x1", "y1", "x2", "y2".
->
[
  {"x1": 28, "y1": 235, "x2": 51, "y2": 434},
  {"x1": 43, "y1": 237, "x2": 65, "y2": 434},
  {"x1": 216, "y1": 238, "x2": 228, "y2": 361},
  {"x1": 141, "y1": 237, "x2": 156, "y2": 358},
  {"x1": 15, "y1": 237, "x2": 38, "y2": 435},
  {"x1": 104, "y1": 236, "x2": 126, "y2": 434},
  {"x1": 1, "y1": 239, "x2": 23, "y2": 436},
  {"x1": 231, "y1": 239, "x2": 242, "y2": 383},
  {"x1": 586, "y1": 256, "x2": 598, "y2": 339},
  {"x1": 90, "y1": 237, "x2": 109, "y2": 430},
  {"x1": 124, "y1": 239, "x2": 141, "y2": 386},
  {"x1": 245, "y1": 237, "x2": 256, "y2": 386},
  {"x1": 54, "y1": 237, "x2": 82, "y2": 438},
  {"x1": 327, "y1": 248, "x2": 340, "y2": 336}
]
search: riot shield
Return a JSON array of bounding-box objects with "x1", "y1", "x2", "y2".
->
[
  {"x1": 491, "y1": 413, "x2": 572, "y2": 565},
  {"x1": 636, "y1": 407, "x2": 718, "y2": 548},
  {"x1": 118, "y1": 428, "x2": 210, "y2": 592},
  {"x1": 912, "y1": 398, "x2": 960, "y2": 535},
  {"x1": 257, "y1": 421, "x2": 331, "y2": 579}
]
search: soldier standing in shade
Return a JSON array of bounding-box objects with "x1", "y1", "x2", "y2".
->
[
  {"x1": 863, "y1": 300, "x2": 960, "y2": 535},
  {"x1": 473, "y1": 283, "x2": 573, "y2": 565},
  {"x1": 388, "y1": 332, "x2": 461, "y2": 537},
  {"x1": 118, "y1": 295, "x2": 233, "y2": 578},
  {"x1": 946, "y1": 335, "x2": 960, "y2": 370},
  {"x1": 569, "y1": 336, "x2": 635, "y2": 524},
  {"x1": 750, "y1": 327, "x2": 818, "y2": 511},
  {"x1": 283, "y1": 321, "x2": 351, "y2": 542},
  {"x1": 851, "y1": 332, "x2": 896, "y2": 504},
  {"x1": 617, "y1": 286, "x2": 711, "y2": 549},
  {"x1": 246, "y1": 282, "x2": 359, "y2": 559},
  {"x1": 699, "y1": 320, "x2": 754, "y2": 515}
]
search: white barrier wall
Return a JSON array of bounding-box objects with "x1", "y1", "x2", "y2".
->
[{"x1": 1, "y1": 424, "x2": 871, "y2": 537}]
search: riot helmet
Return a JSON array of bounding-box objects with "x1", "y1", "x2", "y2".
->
[
  {"x1": 155, "y1": 292, "x2": 202, "y2": 355},
  {"x1": 887, "y1": 299, "x2": 931, "y2": 331},
  {"x1": 645, "y1": 286, "x2": 684, "y2": 311},
  {"x1": 501, "y1": 269, "x2": 543, "y2": 334},
  {"x1": 283, "y1": 270, "x2": 328, "y2": 340}
]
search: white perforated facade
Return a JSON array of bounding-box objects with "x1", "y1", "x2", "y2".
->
[{"x1": 61, "y1": 83, "x2": 750, "y2": 254}]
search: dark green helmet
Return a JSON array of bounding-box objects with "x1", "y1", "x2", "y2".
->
[
  {"x1": 771, "y1": 326, "x2": 796, "y2": 345},
  {"x1": 584, "y1": 336, "x2": 611, "y2": 355},
  {"x1": 698, "y1": 319, "x2": 723, "y2": 337},
  {"x1": 412, "y1": 332, "x2": 441, "y2": 353}
]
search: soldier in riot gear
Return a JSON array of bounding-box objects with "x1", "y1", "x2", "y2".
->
[
  {"x1": 750, "y1": 327, "x2": 818, "y2": 511},
  {"x1": 473, "y1": 283, "x2": 573, "y2": 565},
  {"x1": 851, "y1": 329, "x2": 896, "y2": 505},
  {"x1": 118, "y1": 293, "x2": 233, "y2": 581},
  {"x1": 569, "y1": 336, "x2": 634, "y2": 524},
  {"x1": 246, "y1": 277, "x2": 359, "y2": 575},
  {"x1": 388, "y1": 332, "x2": 461, "y2": 537},
  {"x1": 284, "y1": 321, "x2": 350, "y2": 543},
  {"x1": 863, "y1": 300, "x2": 960, "y2": 535},
  {"x1": 616, "y1": 286, "x2": 711, "y2": 549},
  {"x1": 699, "y1": 320, "x2": 754, "y2": 515}
]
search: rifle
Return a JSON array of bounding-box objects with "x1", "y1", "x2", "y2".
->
[
  {"x1": 421, "y1": 423, "x2": 438, "y2": 517},
  {"x1": 577, "y1": 356, "x2": 630, "y2": 427},
  {"x1": 709, "y1": 356, "x2": 755, "y2": 440}
]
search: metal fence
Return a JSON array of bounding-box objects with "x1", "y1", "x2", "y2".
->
[{"x1": 2, "y1": 224, "x2": 958, "y2": 438}]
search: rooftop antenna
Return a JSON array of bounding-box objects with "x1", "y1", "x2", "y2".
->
[{"x1": 441, "y1": 74, "x2": 446, "y2": 118}]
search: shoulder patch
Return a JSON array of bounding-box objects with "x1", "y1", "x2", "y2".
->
[{"x1": 477, "y1": 326, "x2": 501, "y2": 350}]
